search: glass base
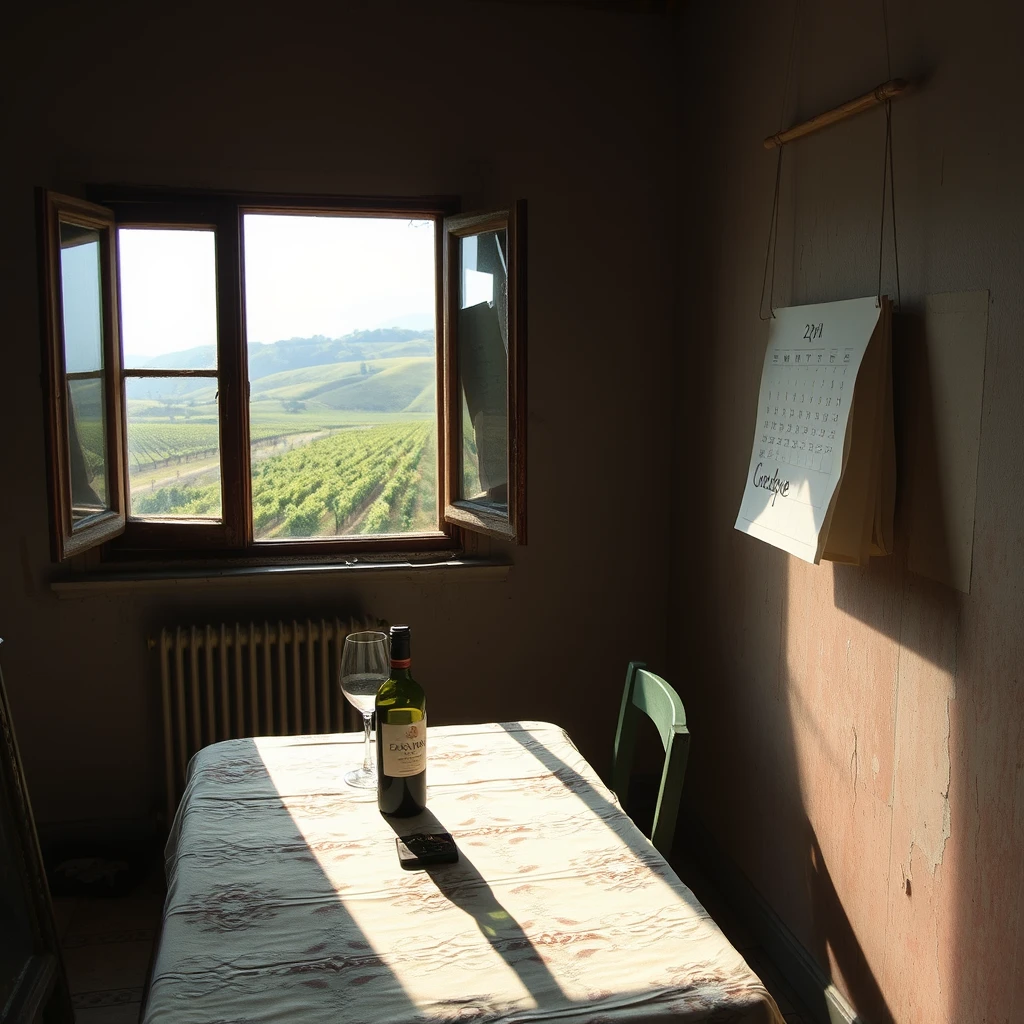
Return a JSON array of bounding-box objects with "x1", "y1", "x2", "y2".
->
[{"x1": 344, "y1": 767, "x2": 377, "y2": 789}]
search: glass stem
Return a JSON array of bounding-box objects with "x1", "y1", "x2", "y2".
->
[{"x1": 362, "y1": 711, "x2": 374, "y2": 774}]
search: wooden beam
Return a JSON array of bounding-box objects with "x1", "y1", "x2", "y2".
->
[{"x1": 763, "y1": 78, "x2": 909, "y2": 150}]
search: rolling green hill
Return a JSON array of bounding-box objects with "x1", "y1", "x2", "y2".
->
[
  {"x1": 248, "y1": 359, "x2": 369, "y2": 396},
  {"x1": 134, "y1": 330, "x2": 436, "y2": 377},
  {"x1": 250, "y1": 356, "x2": 435, "y2": 413},
  {"x1": 124, "y1": 328, "x2": 439, "y2": 417}
]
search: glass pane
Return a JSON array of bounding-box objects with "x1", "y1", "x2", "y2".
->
[
  {"x1": 67, "y1": 377, "x2": 108, "y2": 516},
  {"x1": 119, "y1": 229, "x2": 217, "y2": 369},
  {"x1": 58, "y1": 223, "x2": 110, "y2": 518},
  {"x1": 59, "y1": 225, "x2": 103, "y2": 372},
  {"x1": 243, "y1": 213, "x2": 438, "y2": 540},
  {"x1": 458, "y1": 229, "x2": 508, "y2": 507},
  {"x1": 126, "y1": 377, "x2": 222, "y2": 519}
]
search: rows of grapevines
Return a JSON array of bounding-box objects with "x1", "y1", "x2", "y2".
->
[
  {"x1": 359, "y1": 432, "x2": 431, "y2": 534},
  {"x1": 253, "y1": 423, "x2": 430, "y2": 537},
  {"x1": 133, "y1": 484, "x2": 221, "y2": 517},
  {"x1": 126, "y1": 422, "x2": 220, "y2": 469},
  {"x1": 78, "y1": 418, "x2": 332, "y2": 480},
  {"x1": 129, "y1": 422, "x2": 433, "y2": 532},
  {"x1": 126, "y1": 422, "x2": 289, "y2": 472},
  {"x1": 75, "y1": 420, "x2": 106, "y2": 480}
]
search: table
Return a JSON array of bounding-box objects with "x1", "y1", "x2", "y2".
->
[{"x1": 146, "y1": 722, "x2": 783, "y2": 1023}]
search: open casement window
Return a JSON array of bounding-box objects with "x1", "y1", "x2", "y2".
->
[
  {"x1": 39, "y1": 189, "x2": 527, "y2": 563},
  {"x1": 39, "y1": 192, "x2": 126, "y2": 560},
  {"x1": 443, "y1": 202, "x2": 527, "y2": 543}
]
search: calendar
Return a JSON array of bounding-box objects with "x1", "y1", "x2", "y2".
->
[{"x1": 734, "y1": 296, "x2": 889, "y2": 564}]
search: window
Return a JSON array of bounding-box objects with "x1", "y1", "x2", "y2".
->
[{"x1": 39, "y1": 190, "x2": 526, "y2": 563}]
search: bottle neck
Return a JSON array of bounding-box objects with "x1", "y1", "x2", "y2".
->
[{"x1": 390, "y1": 659, "x2": 412, "y2": 680}]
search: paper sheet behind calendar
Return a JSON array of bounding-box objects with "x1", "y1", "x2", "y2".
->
[{"x1": 734, "y1": 297, "x2": 883, "y2": 563}]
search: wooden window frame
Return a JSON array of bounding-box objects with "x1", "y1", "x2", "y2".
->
[
  {"x1": 39, "y1": 192, "x2": 127, "y2": 561},
  {"x1": 443, "y1": 201, "x2": 527, "y2": 543},
  {"x1": 40, "y1": 187, "x2": 527, "y2": 564}
]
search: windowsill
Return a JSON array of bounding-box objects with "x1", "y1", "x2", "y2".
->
[{"x1": 49, "y1": 557, "x2": 511, "y2": 598}]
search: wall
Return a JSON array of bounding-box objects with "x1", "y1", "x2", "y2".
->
[
  {"x1": 673, "y1": 1, "x2": 1024, "y2": 1022},
  {"x1": 0, "y1": 1, "x2": 677, "y2": 829}
]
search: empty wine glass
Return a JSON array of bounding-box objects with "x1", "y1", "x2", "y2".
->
[{"x1": 340, "y1": 630, "x2": 389, "y2": 789}]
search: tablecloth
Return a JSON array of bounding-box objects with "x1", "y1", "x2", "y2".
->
[{"x1": 146, "y1": 721, "x2": 783, "y2": 1023}]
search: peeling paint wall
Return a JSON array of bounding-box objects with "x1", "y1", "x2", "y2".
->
[{"x1": 671, "y1": 1, "x2": 1024, "y2": 1021}]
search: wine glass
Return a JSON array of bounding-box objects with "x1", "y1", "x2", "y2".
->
[{"x1": 340, "y1": 630, "x2": 389, "y2": 789}]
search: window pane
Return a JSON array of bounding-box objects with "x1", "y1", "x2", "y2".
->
[
  {"x1": 58, "y1": 225, "x2": 110, "y2": 516},
  {"x1": 458, "y1": 229, "x2": 508, "y2": 508},
  {"x1": 119, "y1": 229, "x2": 217, "y2": 370},
  {"x1": 125, "y1": 377, "x2": 222, "y2": 519},
  {"x1": 243, "y1": 213, "x2": 438, "y2": 540},
  {"x1": 60, "y1": 226, "x2": 103, "y2": 372},
  {"x1": 67, "y1": 377, "x2": 108, "y2": 516}
]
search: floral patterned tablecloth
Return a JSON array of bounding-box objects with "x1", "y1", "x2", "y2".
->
[{"x1": 146, "y1": 722, "x2": 783, "y2": 1024}]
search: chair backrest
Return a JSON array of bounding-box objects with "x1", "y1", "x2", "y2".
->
[{"x1": 612, "y1": 661, "x2": 690, "y2": 856}]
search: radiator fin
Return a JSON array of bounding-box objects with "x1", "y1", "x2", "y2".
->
[{"x1": 156, "y1": 618, "x2": 366, "y2": 817}]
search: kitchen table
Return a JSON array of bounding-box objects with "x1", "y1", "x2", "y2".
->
[{"x1": 145, "y1": 722, "x2": 783, "y2": 1023}]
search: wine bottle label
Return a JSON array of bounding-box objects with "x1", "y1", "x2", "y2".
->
[{"x1": 380, "y1": 715, "x2": 427, "y2": 777}]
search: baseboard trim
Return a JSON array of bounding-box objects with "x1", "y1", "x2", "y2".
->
[
  {"x1": 679, "y1": 815, "x2": 862, "y2": 1024},
  {"x1": 824, "y1": 984, "x2": 859, "y2": 1024}
]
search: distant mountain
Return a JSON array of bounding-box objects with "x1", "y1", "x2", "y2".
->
[
  {"x1": 248, "y1": 329, "x2": 433, "y2": 380},
  {"x1": 126, "y1": 328, "x2": 435, "y2": 406},
  {"x1": 132, "y1": 327, "x2": 433, "y2": 379},
  {"x1": 251, "y1": 357, "x2": 436, "y2": 413}
]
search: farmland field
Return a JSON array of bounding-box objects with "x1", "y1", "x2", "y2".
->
[
  {"x1": 70, "y1": 328, "x2": 444, "y2": 538},
  {"x1": 77, "y1": 417, "x2": 290, "y2": 474},
  {"x1": 128, "y1": 420, "x2": 437, "y2": 537},
  {"x1": 126, "y1": 421, "x2": 300, "y2": 472}
]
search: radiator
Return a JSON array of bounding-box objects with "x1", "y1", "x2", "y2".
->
[{"x1": 153, "y1": 619, "x2": 370, "y2": 817}]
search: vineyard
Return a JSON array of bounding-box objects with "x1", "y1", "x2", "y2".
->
[
  {"x1": 75, "y1": 419, "x2": 289, "y2": 475},
  {"x1": 130, "y1": 422, "x2": 436, "y2": 537},
  {"x1": 75, "y1": 417, "x2": 105, "y2": 479},
  {"x1": 127, "y1": 422, "x2": 292, "y2": 472}
]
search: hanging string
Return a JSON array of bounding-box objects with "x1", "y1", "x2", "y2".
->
[
  {"x1": 759, "y1": 148, "x2": 785, "y2": 321},
  {"x1": 876, "y1": 0, "x2": 901, "y2": 309},
  {"x1": 759, "y1": 0, "x2": 800, "y2": 320},
  {"x1": 888, "y1": 104, "x2": 901, "y2": 308},
  {"x1": 882, "y1": 0, "x2": 892, "y2": 79},
  {"x1": 876, "y1": 106, "x2": 890, "y2": 304},
  {"x1": 778, "y1": 0, "x2": 800, "y2": 130}
]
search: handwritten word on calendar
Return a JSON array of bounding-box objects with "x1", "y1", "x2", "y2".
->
[{"x1": 735, "y1": 297, "x2": 883, "y2": 563}]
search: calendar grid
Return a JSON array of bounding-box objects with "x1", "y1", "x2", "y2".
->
[{"x1": 735, "y1": 297, "x2": 885, "y2": 565}]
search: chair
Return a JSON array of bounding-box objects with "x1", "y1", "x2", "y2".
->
[{"x1": 612, "y1": 661, "x2": 690, "y2": 856}]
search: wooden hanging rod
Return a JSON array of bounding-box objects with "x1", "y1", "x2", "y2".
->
[{"x1": 763, "y1": 78, "x2": 909, "y2": 150}]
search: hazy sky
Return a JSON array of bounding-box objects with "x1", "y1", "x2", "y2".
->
[
  {"x1": 61, "y1": 239, "x2": 104, "y2": 373},
  {"x1": 116, "y1": 215, "x2": 437, "y2": 364}
]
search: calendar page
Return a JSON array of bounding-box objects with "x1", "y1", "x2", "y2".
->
[{"x1": 734, "y1": 297, "x2": 883, "y2": 563}]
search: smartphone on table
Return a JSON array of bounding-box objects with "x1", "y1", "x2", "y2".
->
[{"x1": 395, "y1": 832, "x2": 459, "y2": 869}]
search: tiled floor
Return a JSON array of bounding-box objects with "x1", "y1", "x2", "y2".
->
[
  {"x1": 53, "y1": 869, "x2": 164, "y2": 1024},
  {"x1": 52, "y1": 856, "x2": 814, "y2": 1024}
]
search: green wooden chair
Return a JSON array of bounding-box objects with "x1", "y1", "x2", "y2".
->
[{"x1": 612, "y1": 661, "x2": 690, "y2": 856}]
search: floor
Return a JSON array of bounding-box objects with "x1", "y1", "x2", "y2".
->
[
  {"x1": 52, "y1": 865, "x2": 164, "y2": 1024},
  {"x1": 52, "y1": 857, "x2": 815, "y2": 1024},
  {"x1": 673, "y1": 852, "x2": 816, "y2": 1024}
]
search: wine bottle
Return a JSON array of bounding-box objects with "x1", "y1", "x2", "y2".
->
[{"x1": 375, "y1": 625, "x2": 427, "y2": 816}]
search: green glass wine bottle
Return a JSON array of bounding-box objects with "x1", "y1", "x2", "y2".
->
[{"x1": 375, "y1": 625, "x2": 427, "y2": 816}]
